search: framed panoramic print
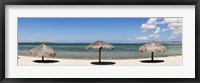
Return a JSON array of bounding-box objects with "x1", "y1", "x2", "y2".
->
[{"x1": 0, "y1": 0, "x2": 199, "y2": 83}]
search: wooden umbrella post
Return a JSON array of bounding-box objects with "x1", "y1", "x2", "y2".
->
[
  {"x1": 99, "y1": 47, "x2": 102, "y2": 63},
  {"x1": 42, "y1": 56, "x2": 44, "y2": 61},
  {"x1": 151, "y1": 52, "x2": 154, "y2": 61}
]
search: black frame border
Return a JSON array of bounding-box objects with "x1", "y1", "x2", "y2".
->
[{"x1": 0, "y1": 0, "x2": 199, "y2": 83}]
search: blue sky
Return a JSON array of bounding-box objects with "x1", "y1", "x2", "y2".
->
[{"x1": 18, "y1": 18, "x2": 182, "y2": 43}]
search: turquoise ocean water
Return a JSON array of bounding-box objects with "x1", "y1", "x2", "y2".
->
[{"x1": 18, "y1": 43, "x2": 182, "y2": 59}]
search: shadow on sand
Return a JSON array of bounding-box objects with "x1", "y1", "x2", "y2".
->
[
  {"x1": 91, "y1": 62, "x2": 116, "y2": 65},
  {"x1": 33, "y1": 60, "x2": 59, "y2": 63},
  {"x1": 140, "y1": 60, "x2": 164, "y2": 63}
]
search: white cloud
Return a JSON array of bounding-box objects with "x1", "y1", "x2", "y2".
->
[
  {"x1": 164, "y1": 18, "x2": 182, "y2": 39},
  {"x1": 167, "y1": 23, "x2": 182, "y2": 35},
  {"x1": 168, "y1": 35, "x2": 176, "y2": 40},
  {"x1": 141, "y1": 24, "x2": 156, "y2": 30},
  {"x1": 135, "y1": 36, "x2": 149, "y2": 40},
  {"x1": 153, "y1": 27, "x2": 160, "y2": 34},
  {"x1": 148, "y1": 34, "x2": 160, "y2": 38},
  {"x1": 162, "y1": 28, "x2": 169, "y2": 32},
  {"x1": 136, "y1": 18, "x2": 182, "y2": 41},
  {"x1": 164, "y1": 18, "x2": 182, "y2": 23},
  {"x1": 141, "y1": 30, "x2": 147, "y2": 33},
  {"x1": 168, "y1": 23, "x2": 182, "y2": 27},
  {"x1": 158, "y1": 18, "x2": 182, "y2": 39},
  {"x1": 148, "y1": 27, "x2": 160, "y2": 38},
  {"x1": 146, "y1": 18, "x2": 158, "y2": 24},
  {"x1": 171, "y1": 27, "x2": 182, "y2": 35},
  {"x1": 140, "y1": 18, "x2": 158, "y2": 31}
]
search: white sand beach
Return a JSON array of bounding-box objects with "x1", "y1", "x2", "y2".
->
[{"x1": 18, "y1": 55, "x2": 182, "y2": 66}]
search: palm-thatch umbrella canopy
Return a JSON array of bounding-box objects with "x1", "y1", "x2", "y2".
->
[
  {"x1": 85, "y1": 40, "x2": 114, "y2": 63},
  {"x1": 29, "y1": 44, "x2": 56, "y2": 61},
  {"x1": 138, "y1": 41, "x2": 166, "y2": 61}
]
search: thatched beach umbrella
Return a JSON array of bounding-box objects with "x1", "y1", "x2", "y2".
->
[
  {"x1": 138, "y1": 41, "x2": 166, "y2": 61},
  {"x1": 85, "y1": 40, "x2": 114, "y2": 63},
  {"x1": 29, "y1": 44, "x2": 56, "y2": 61}
]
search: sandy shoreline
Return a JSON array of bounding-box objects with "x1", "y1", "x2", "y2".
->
[{"x1": 18, "y1": 55, "x2": 182, "y2": 66}]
